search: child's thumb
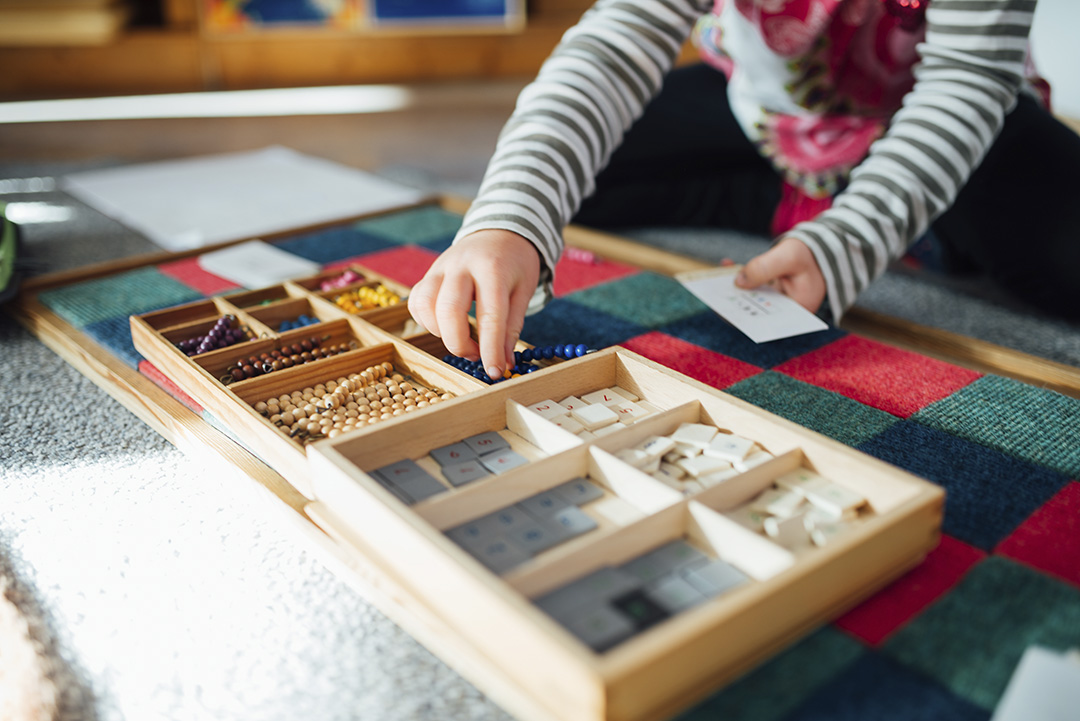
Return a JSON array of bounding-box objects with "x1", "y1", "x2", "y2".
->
[{"x1": 734, "y1": 254, "x2": 779, "y2": 289}]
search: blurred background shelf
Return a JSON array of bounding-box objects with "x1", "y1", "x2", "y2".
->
[{"x1": 0, "y1": 0, "x2": 607, "y2": 99}]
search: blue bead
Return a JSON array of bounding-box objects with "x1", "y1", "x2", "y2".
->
[
  {"x1": 521, "y1": 348, "x2": 533, "y2": 361},
  {"x1": 541, "y1": 346, "x2": 555, "y2": 360},
  {"x1": 525, "y1": 365, "x2": 539, "y2": 372},
  {"x1": 575, "y1": 344, "x2": 589, "y2": 357}
]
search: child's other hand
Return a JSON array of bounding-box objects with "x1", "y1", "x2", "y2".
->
[
  {"x1": 408, "y1": 229, "x2": 541, "y2": 380},
  {"x1": 735, "y1": 236, "x2": 826, "y2": 314}
]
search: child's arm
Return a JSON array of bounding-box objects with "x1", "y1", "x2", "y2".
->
[
  {"x1": 411, "y1": 0, "x2": 711, "y2": 377},
  {"x1": 764, "y1": 0, "x2": 1036, "y2": 322},
  {"x1": 408, "y1": 229, "x2": 540, "y2": 380}
]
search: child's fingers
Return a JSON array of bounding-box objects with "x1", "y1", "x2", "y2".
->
[
  {"x1": 434, "y1": 272, "x2": 480, "y2": 361},
  {"x1": 407, "y1": 272, "x2": 442, "y2": 341},
  {"x1": 502, "y1": 281, "x2": 534, "y2": 375},
  {"x1": 474, "y1": 277, "x2": 513, "y2": 379},
  {"x1": 735, "y1": 244, "x2": 795, "y2": 289}
]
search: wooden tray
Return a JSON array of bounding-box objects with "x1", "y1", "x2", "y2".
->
[{"x1": 14, "y1": 202, "x2": 946, "y2": 721}]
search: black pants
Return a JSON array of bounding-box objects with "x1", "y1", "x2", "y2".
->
[{"x1": 573, "y1": 64, "x2": 1080, "y2": 321}]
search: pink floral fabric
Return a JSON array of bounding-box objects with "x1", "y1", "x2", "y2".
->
[{"x1": 695, "y1": 0, "x2": 928, "y2": 234}]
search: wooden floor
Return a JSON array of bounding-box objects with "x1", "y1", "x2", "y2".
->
[{"x1": 0, "y1": 80, "x2": 527, "y2": 180}]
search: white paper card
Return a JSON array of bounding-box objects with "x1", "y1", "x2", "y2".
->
[
  {"x1": 61, "y1": 146, "x2": 429, "y2": 252},
  {"x1": 197, "y1": 240, "x2": 320, "y2": 289},
  {"x1": 676, "y1": 267, "x2": 828, "y2": 343},
  {"x1": 992, "y1": 646, "x2": 1080, "y2": 721}
]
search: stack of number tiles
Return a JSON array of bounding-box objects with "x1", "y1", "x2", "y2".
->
[
  {"x1": 527, "y1": 385, "x2": 659, "y2": 438},
  {"x1": 444, "y1": 478, "x2": 606, "y2": 574},
  {"x1": 724, "y1": 467, "x2": 867, "y2": 551},
  {"x1": 370, "y1": 431, "x2": 531, "y2": 505},
  {"x1": 618, "y1": 422, "x2": 775, "y2": 495},
  {"x1": 534, "y1": 540, "x2": 748, "y2": 653}
]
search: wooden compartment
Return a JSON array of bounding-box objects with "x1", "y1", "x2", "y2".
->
[
  {"x1": 307, "y1": 347, "x2": 944, "y2": 721},
  {"x1": 133, "y1": 296, "x2": 489, "y2": 496}
]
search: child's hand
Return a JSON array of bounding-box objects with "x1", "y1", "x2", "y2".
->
[
  {"x1": 735, "y1": 236, "x2": 826, "y2": 314},
  {"x1": 408, "y1": 229, "x2": 541, "y2": 380}
]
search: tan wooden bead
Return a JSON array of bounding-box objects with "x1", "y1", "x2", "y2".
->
[
  {"x1": 254, "y1": 401, "x2": 268, "y2": 414},
  {"x1": 280, "y1": 411, "x2": 295, "y2": 426},
  {"x1": 306, "y1": 420, "x2": 321, "y2": 435}
]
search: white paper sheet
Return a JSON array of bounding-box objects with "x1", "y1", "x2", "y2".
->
[
  {"x1": 196, "y1": 240, "x2": 321, "y2": 289},
  {"x1": 992, "y1": 646, "x2": 1080, "y2": 721},
  {"x1": 60, "y1": 146, "x2": 429, "y2": 252},
  {"x1": 676, "y1": 266, "x2": 828, "y2": 344}
]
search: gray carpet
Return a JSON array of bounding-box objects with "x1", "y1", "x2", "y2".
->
[{"x1": 0, "y1": 164, "x2": 515, "y2": 721}]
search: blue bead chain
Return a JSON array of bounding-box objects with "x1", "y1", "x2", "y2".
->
[{"x1": 443, "y1": 343, "x2": 593, "y2": 384}]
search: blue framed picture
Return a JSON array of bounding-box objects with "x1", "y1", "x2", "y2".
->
[{"x1": 370, "y1": 0, "x2": 524, "y2": 28}]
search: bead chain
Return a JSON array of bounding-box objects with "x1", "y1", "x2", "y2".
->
[
  {"x1": 254, "y1": 361, "x2": 454, "y2": 444},
  {"x1": 444, "y1": 343, "x2": 594, "y2": 384},
  {"x1": 221, "y1": 334, "x2": 357, "y2": 384}
]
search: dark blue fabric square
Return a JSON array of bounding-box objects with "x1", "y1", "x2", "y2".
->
[
  {"x1": 782, "y1": 652, "x2": 990, "y2": 721},
  {"x1": 856, "y1": 421, "x2": 1070, "y2": 550},
  {"x1": 660, "y1": 310, "x2": 845, "y2": 369},
  {"x1": 83, "y1": 314, "x2": 145, "y2": 369},
  {"x1": 273, "y1": 226, "x2": 398, "y2": 265},
  {"x1": 523, "y1": 298, "x2": 647, "y2": 351},
  {"x1": 417, "y1": 235, "x2": 454, "y2": 254}
]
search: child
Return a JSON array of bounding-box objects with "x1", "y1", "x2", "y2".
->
[{"x1": 409, "y1": 0, "x2": 1078, "y2": 380}]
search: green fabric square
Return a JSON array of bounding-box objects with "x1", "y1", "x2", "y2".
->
[
  {"x1": 912, "y1": 375, "x2": 1080, "y2": 478},
  {"x1": 37, "y1": 267, "x2": 204, "y2": 329},
  {"x1": 568, "y1": 272, "x2": 707, "y2": 328},
  {"x1": 883, "y1": 557, "x2": 1080, "y2": 711},
  {"x1": 676, "y1": 627, "x2": 864, "y2": 721},
  {"x1": 354, "y1": 205, "x2": 462, "y2": 245},
  {"x1": 726, "y1": 371, "x2": 900, "y2": 447}
]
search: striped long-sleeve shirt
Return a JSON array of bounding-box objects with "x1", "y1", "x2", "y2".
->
[{"x1": 454, "y1": 0, "x2": 1037, "y2": 322}]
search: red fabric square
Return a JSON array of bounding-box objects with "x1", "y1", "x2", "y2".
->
[
  {"x1": 995, "y1": 481, "x2": 1080, "y2": 588},
  {"x1": 553, "y1": 251, "x2": 640, "y2": 297},
  {"x1": 139, "y1": 360, "x2": 204, "y2": 414},
  {"x1": 328, "y1": 245, "x2": 439, "y2": 289},
  {"x1": 833, "y1": 534, "x2": 985, "y2": 646},
  {"x1": 775, "y1": 334, "x2": 981, "y2": 418},
  {"x1": 619, "y1": 332, "x2": 762, "y2": 390},
  {"x1": 158, "y1": 257, "x2": 241, "y2": 296}
]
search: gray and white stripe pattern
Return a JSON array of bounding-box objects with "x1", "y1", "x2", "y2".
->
[
  {"x1": 455, "y1": 0, "x2": 1035, "y2": 322},
  {"x1": 788, "y1": 0, "x2": 1036, "y2": 320}
]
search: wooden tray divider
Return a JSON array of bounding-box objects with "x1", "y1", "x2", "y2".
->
[
  {"x1": 415, "y1": 445, "x2": 593, "y2": 531},
  {"x1": 685, "y1": 500, "x2": 796, "y2": 581},
  {"x1": 506, "y1": 503, "x2": 691, "y2": 601},
  {"x1": 220, "y1": 284, "x2": 294, "y2": 310},
  {"x1": 587, "y1": 401, "x2": 702, "y2": 456},
  {"x1": 587, "y1": 446, "x2": 684, "y2": 515},
  {"x1": 307, "y1": 443, "x2": 608, "y2": 721},
  {"x1": 505, "y1": 399, "x2": 587, "y2": 456}
]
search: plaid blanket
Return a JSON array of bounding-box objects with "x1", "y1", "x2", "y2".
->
[{"x1": 37, "y1": 204, "x2": 1080, "y2": 721}]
